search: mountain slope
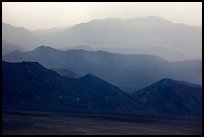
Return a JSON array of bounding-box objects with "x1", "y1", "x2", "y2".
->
[
  {"x1": 2, "y1": 61, "x2": 137, "y2": 113},
  {"x1": 51, "y1": 68, "x2": 81, "y2": 78},
  {"x1": 132, "y1": 79, "x2": 202, "y2": 116},
  {"x1": 2, "y1": 23, "x2": 39, "y2": 50},
  {"x1": 3, "y1": 46, "x2": 202, "y2": 92}
]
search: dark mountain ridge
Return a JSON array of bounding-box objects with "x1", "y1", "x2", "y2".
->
[
  {"x1": 132, "y1": 79, "x2": 202, "y2": 116},
  {"x1": 3, "y1": 46, "x2": 202, "y2": 92},
  {"x1": 2, "y1": 61, "x2": 202, "y2": 117},
  {"x1": 2, "y1": 61, "x2": 138, "y2": 113}
]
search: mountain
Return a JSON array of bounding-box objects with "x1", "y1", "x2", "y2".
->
[
  {"x1": 132, "y1": 79, "x2": 202, "y2": 116},
  {"x1": 49, "y1": 16, "x2": 201, "y2": 60},
  {"x1": 2, "y1": 40, "x2": 24, "y2": 55},
  {"x1": 3, "y1": 46, "x2": 202, "y2": 92},
  {"x1": 2, "y1": 61, "x2": 137, "y2": 113},
  {"x1": 51, "y1": 68, "x2": 81, "y2": 78},
  {"x1": 2, "y1": 23, "x2": 39, "y2": 50},
  {"x1": 2, "y1": 16, "x2": 202, "y2": 61},
  {"x1": 2, "y1": 61, "x2": 202, "y2": 116},
  {"x1": 104, "y1": 46, "x2": 196, "y2": 61},
  {"x1": 32, "y1": 25, "x2": 73, "y2": 35}
]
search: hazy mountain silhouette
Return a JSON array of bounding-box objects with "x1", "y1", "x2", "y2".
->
[
  {"x1": 132, "y1": 79, "x2": 202, "y2": 116},
  {"x1": 2, "y1": 61, "x2": 138, "y2": 113},
  {"x1": 2, "y1": 23, "x2": 40, "y2": 50},
  {"x1": 32, "y1": 25, "x2": 73, "y2": 35},
  {"x1": 2, "y1": 16, "x2": 202, "y2": 61},
  {"x1": 50, "y1": 16, "x2": 201, "y2": 60},
  {"x1": 103, "y1": 46, "x2": 196, "y2": 61},
  {"x1": 3, "y1": 46, "x2": 202, "y2": 92},
  {"x1": 2, "y1": 40, "x2": 24, "y2": 55}
]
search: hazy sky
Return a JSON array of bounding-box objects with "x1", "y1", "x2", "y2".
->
[{"x1": 2, "y1": 2, "x2": 202, "y2": 30}]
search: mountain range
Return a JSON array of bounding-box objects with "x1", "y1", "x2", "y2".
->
[
  {"x1": 2, "y1": 15, "x2": 202, "y2": 117},
  {"x1": 3, "y1": 46, "x2": 202, "y2": 92},
  {"x1": 2, "y1": 61, "x2": 138, "y2": 113},
  {"x1": 2, "y1": 16, "x2": 202, "y2": 61},
  {"x1": 2, "y1": 61, "x2": 202, "y2": 116}
]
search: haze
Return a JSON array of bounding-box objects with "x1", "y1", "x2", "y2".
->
[{"x1": 2, "y1": 2, "x2": 202, "y2": 30}]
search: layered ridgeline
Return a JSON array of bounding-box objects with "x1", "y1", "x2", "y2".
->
[
  {"x1": 3, "y1": 46, "x2": 202, "y2": 92},
  {"x1": 2, "y1": 16, "x2": 202, "y2": 61},
  {"x1": 2, "y1": 61, "x2": 138, "y2": 113},
  {"x1": 2, "y1": 40, "x2": 24, "y2": 55},
  {"x1": 2, "y1": 23, "x2": 39, "y2": 51},
  {"x1": 2, "y1": 61, "x2": 202, "y2": 116},
  {"x1": 132, "y1": 79, "x2": 202, "y2": 116}
]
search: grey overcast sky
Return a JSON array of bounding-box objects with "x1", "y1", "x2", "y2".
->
[{"x1": 2, "y1": 2, "x2": 202, "y2": 30}]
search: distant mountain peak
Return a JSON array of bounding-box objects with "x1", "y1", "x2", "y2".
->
[
  {"x1": 129, "y1": 16, "x2": 173, "y2": 25},
  {"x1": 35, "y1": 45, "x2": 52, "y2": 49},
  {"x1": 153, "y1": 78, "x2": 201, "y2": 88},
  {"x1": 32, "y1": 45, "x2": 59, "y2": 52},
  {"x1": 89, "y1": 18, "x2": 123, "y2": 23},
  {"x1": 143, "y1": 15, "x2": 169, "y2": 20},
  {"x1": 157, "y1": 78, "x2": 176, "y2": 83},
  {"x1": 2, "y1": 22, "x2": 30, "y2": 32}
]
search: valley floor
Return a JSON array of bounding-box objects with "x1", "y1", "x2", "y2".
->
[{"x1": 2, "y1": 109, "x2": 202, "y2": 135}]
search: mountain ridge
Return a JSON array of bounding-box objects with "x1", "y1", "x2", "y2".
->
[
  {"x1": 3, "y1": 46, "x2": 202, "y2": 92},
  {"x1": 2, "y1": 61, "x2": 138, "y2": 113},
  {"x1": 2, "y1": 16, "x2": 202, "y2": 61},
  {"x1": 2, "y1": 61, "x2": 202, "y2": 117},
  {"x1": 132, "y1": 78, "x2": 202, "y2": 116}
]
